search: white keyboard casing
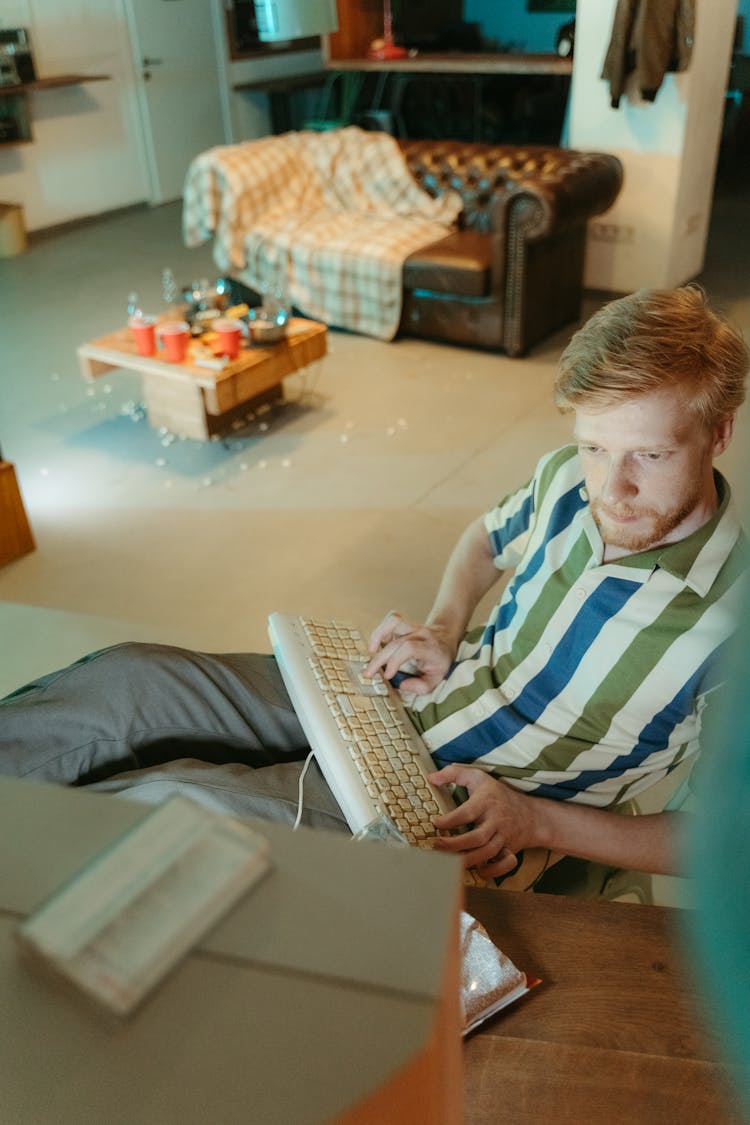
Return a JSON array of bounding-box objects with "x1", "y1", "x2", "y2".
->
[{"x1": 268, "y1": 613, "x2": 457, "y2": 838}]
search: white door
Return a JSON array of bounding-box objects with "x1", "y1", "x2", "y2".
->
[{"x1": 125, "y1": 0, "x2": 228, "y2": 204}]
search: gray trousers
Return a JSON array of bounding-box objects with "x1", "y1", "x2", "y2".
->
[{"x1": 0, "y1": 642, "x2": 349, "y2": 834}]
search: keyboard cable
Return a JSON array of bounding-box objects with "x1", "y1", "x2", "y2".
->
[{"x1": 293, "y1": 751, "x2": 316, "y2": 831}]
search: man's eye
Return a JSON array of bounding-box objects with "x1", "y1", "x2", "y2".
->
[
  {"x1": 640, "y1": 452, "x2": 668, "y2": 462},
  {"x1": 579, "y1": 445, "x2": 602, "y2": 455}
]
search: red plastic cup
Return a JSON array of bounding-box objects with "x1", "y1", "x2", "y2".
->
[
  {"x1": 213, "y1": 318, "x2": 243, "y2": 360},
  {"x1": 130, "y1": 316, "x2": 157, "y2": 357},
  {"x1": 158, "y1": 321, "x2": 191, "y2": 364}
]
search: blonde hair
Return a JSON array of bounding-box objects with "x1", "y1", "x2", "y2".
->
[{"x1": 554, "y1": 286, "x2": 748, "y2": 428}]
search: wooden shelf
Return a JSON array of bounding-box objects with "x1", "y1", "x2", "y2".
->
[
  {"x1": 0, "y1": 74, "x2": 109, "y2": 98},
  {"x1": 0, "y1": 74, "x2": 109, "y2": 146},
  {"x1": 326, "y1": 53, "x2": 573, "y2": 77},
  {"x1": 320, "y1": 1, "x2": 573, "y2": 140},
  {"x1": 233, "y1": 70, "x2": 328, "y2": 95}
]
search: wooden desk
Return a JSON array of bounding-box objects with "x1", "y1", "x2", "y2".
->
[{"x1": 464, "y1": 888, "x2": 743, "y2": 1124}]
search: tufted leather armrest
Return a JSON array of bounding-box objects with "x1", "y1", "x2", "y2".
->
[
  {"x1": 400, "y1": 140, "x2": 623, "y2": 240},
  {"x1": 398, "y1": 139, "x2": 623, "y2": 356}
]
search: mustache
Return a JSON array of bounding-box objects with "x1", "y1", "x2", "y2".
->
[{"x1": 591, "y1": 499, "x2": 654, "y2": 521}]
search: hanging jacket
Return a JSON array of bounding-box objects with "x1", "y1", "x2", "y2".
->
[{"x1": 601, "y1": 0, "x2": 695, "y2": 108}]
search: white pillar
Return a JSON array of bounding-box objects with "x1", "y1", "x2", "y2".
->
[{"x1": 569, "y1": 0, "x2": 738, "y2": 291}]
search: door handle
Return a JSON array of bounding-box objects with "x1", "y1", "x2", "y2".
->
[{"x1": 142, "y1": 57, "x2": 163, "y2": 66}]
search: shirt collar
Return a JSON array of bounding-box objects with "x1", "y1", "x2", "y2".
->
[{"x1": 580, "y1": 471, "x2": 745, "y2": 595}]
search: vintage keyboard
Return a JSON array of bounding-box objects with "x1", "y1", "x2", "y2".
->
[{"x1": 268, "y1": 613, "x2": 486, "y2": 886}]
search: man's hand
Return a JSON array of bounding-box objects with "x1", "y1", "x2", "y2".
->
[
  {"x1": 427, "y1": 764, "x2": 538, "y2": 878},
  {"x1": 365, "y1": 611, "x2": 457, "y2": 694},
  {"x1": 429, "y1": 763, "x2": 681, "y2": 878}
]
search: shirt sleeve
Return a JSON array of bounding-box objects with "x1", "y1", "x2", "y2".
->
[{"x1": 483, "y1": 446, "x2": 574, "y2": 571}]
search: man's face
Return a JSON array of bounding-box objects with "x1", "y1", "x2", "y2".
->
[{"x1": 573, "y1": 387, "x2": 733, "y2": 555}]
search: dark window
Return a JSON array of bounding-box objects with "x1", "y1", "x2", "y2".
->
[{"x1": 226, "y1": 1, "x2": 318, "y2": 59}]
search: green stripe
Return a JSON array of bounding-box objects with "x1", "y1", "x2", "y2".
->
[
  {"x1": 413, "y1": 528, "x2": 592, "y2": 733},
  {"x1": 523, "y1": 560, "x2": 745, "y2": 777},
  {"x1": 535, "y1": 444, "x2": 578, "y2": 505},
  {"x1": 410, "y1": 664, "x2": 496, "y2": 733}
]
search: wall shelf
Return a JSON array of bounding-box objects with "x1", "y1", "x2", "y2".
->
[
  {"x1": 326, "y1": 54, "x2": 573, "y2": 77},
  {"x1": 0, "y1": 74, "x2": 109, "y2": 96},
  {"x1": 0, "y1": 74, "x2": 109, "y2": 145}
]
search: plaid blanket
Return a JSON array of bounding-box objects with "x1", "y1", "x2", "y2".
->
[{"x1": 182, "y1": 127, "x2": 462, "y2": 341}]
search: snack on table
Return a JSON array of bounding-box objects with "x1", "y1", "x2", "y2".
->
[{"x1": 460, "y1": 911, "x2": 532, "y2": 1035}]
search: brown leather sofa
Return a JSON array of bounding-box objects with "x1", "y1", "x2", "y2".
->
[{"x1": 398, "y1": 141, "x2": 623, "y2": 356}]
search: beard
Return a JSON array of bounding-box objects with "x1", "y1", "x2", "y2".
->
[{"x1": 590, "y1": 487, "x2": 704, "y2": 553}]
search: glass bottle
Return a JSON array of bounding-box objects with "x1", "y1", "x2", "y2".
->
[
  {"x1": 127, "y1": 291, "x2": 142, "y2": 321},
  {"x1": 162, "y1": 268, "x2": 179, "y2": 318}
]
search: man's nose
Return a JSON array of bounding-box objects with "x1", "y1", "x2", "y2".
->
[{"x1": 602, "y1": 459, "x2": 637, "y2": 503}]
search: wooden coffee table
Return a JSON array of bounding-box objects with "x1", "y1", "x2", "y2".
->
[{"x1": 77, "y1": 317, "x2": 327, "y2": 440}]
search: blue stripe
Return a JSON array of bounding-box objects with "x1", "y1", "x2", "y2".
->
[
  {"x1": 487, "y1": 491, "x2": 535, "y2": 559},
  {"x1": 433, "y1": 575, "x2": 642, "y2": 767},
  {"x1": 529, "y1": 642, "x2": 728, "y2": 802},
  {"x1": 488, "y1": 481, "x2": 588, "y2": 643}
]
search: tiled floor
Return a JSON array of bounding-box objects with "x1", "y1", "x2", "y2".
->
[
  {"x1": 0, "y1": 200, "x2": 575, "y2": 688},
  {"x1": 1, "y1": 182, "x2": 748, "y2": 905}
]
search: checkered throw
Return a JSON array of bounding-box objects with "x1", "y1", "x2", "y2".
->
[{"x1": 182, "y1": 128, "x2": 462, "y2": 341}]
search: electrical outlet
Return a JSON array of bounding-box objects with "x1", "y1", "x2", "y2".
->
[{"x1": 590, "y1": 222, "x2": 636, "y2": 245}]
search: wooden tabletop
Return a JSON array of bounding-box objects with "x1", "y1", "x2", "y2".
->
[
  {"x1": 78, "y1": 318, "x2": 326, "y2": 386},
  {"x1": 463, "y1": 889, "x2": 743, "y2": 1124}
]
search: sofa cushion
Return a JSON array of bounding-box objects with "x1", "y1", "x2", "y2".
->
[{"x1": 403, "y1": 230, "x2": 491, "y2": 298}]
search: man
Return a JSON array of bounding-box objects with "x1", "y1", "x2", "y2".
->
[
  {"x1": 366, "y1": 284, "x2": 748, "y2": 888},
  {"x1": 2, "y1": 286, "x2": 747, "y2": 891}
]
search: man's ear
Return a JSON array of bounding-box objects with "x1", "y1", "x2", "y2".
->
[{"x1": 712, "y1": 413, "x2": 735, "y2": 457}]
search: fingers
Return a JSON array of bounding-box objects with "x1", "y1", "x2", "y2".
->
[
  {"x1": 431, "y1": 821, "x2": 495, "y2": 860},
  {"x1": 365, "y1": 629, "x2": 439, "y2": 685},
  {"x1": 394, "y1": 673, "x2": 435, "y2": 695},
  {"x1": 432, "y1": 802, "x2": 477, "y2": 832},
  {"x1": 366, "y1": 616, "x2": 456, "y2": 692},
  {"x1": 365, "y1": 612, "x2": 419, "y2": 680},
  {"x1": 364, "y1": 640, "x2": 414, "y2": 681},
  {"x1": 426, "y1": 765, "x2": 521, "y2": 876},
  {"x1": 428, "y1": 764, "x2": 475, "y2": 791},
  {"x1": 427, "y1": 766, "x2": 492, "y2": 830},
  {"x1": 478, "y1": 848, "x2": 518, "y2": 879},
  {"x1": 432, "y1": 829, "x2": 516, "y2": 874},
  {"x1": 367, "y1": 610, "x2": 412, "y2": 653}
]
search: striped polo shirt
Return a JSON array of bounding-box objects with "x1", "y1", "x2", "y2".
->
[{"x1": 406, "y1": 445, "x2": 747, "y2": 811}]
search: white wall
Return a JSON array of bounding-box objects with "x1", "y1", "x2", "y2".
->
[
  {"x1": 0, "y1": 0, "x2": 325, "y2": 231},
  {"x1": 569, "y1": 0, "x2": 738, "y2": 291},
  {"x1": 0, "y1": 0, "x2": 149, "y2": 231}
]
